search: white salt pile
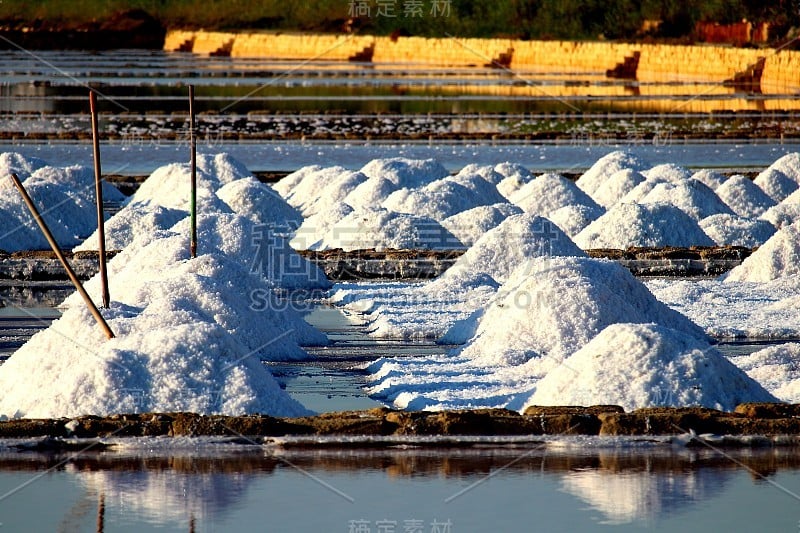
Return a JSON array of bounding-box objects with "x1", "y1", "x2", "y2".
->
[
  {"x1": 754, "y1": 168, "x2": 798, "y2": 203},
  {"x1": 729, "y1": 343, "x2": 800, "y2": 403},
  {"x1": 753, "y1": 155, "x2": 800, "y2": 202},
  {"x1": 168, "y1": 211, "x2": 330, "y2": 290},
  {"x1": 546, "y1": 204, "x2": 605, "y2": 237},
  {"x1": 316, "y1": 207, "x2": 462, "y2": 251},
  {"x1": 440, "y1": 203, "x2": 522, "y2": 247},
  {"x1": 364, "y1": 255, "x2": 710, "y2": 411},
  {"x1": 690, "y1": 169, "x2": 727, "y2": 190},
  {"x1": 527, "y1": 323, "x2": 775, "y2": 412},
  {"x1": 575, "y1": 151, "x2": 650, "y2": 196},
  {"x1": 573, "y1": 202, "x2": 714, "y2": 249},
  {"x1": 452, "y1": 256, "x2": 706, "y2": 368},
  {"x1": 290, "y1": 203, "x2": 354, "y2": 250},
  {"x1": 340, "y1": 176, "x2": 399, "y2": 211},
  {"x1": 1, "y1": 167, "x2": 102, "y2": 251},
  {"x1": 638, "y1": 180, "x2": 733, "y2": 220},
  {"x1": 216, "y1": 176, "x2": 303, "y2": 228},
  {"x1": 359, "y1": 157, "x2": 449, "y2": 188},
  {"x1": 494, "y1": 161, "x2": 535, "y2": 198},
  {"x1": 292, "y1": 169, "x2": 367, "y2": 217},
  {"x1": 455, "y1": 163, "x2": 505, "y2": 185},
  {"x1": 509, "y1": 173, "x2": 601, "y2": 217},
  {"x1": 0, "y1": 231, "x2": 318, "y2": 418},
  {"x1": 274, "y1": 165, "x2": 350, "y2": 210},
  {"x1": 724, "y1": 221, "x2": 800, "y2": 282},
  {"x1": 759, "y1": 187, "x2": 800, "y2": 228},
  {"x1": 271, "y1": 164, "x2": 322, "y2": 198},
  {"x1": 0, "y1": 151, "x2": 48, "y2": 180},
  {"x1": 642, "y1": 163, "x2": 693, "y2": 182},
  {"x1": 0, "y1": 153, "x2": 333, "y2": 419},
  {"x1": 699, "y1": 214, "x2": 776, "y2": 247},
  {"x1": 714, "y1": 175, "x2": 775, "y2": 218},
  {"x1": 444, "y1": 213, "x2": 584, "y2": 285},
  {"x1": 74, "y1": 200, "x2": 186, "y2": 252},
  {"x1": 332, "y1": 213, "x2": 582, "y2": 341},
  {"x1": 382, "y1": 177, "x2": 503, "y2": 221},
  {"x1": 129, "y1": 161, "x2": 229, "y2": 211},
  {"x1": 589, "y1": 168, "x2": 646, "y2": 208}
]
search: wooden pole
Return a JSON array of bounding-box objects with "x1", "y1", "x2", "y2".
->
[
  {"x1": 96, "y1": 492, "x2": 105, "y2": 533},
  {"x1": 89, "y1": 90, "x2": 110, "y2": 308},
  {"x1": 8, "y1": 173, "x2": 115, "y2": 339},
  {"x1": 189, "y1": 84, "x2": 197, "y2": 259}
]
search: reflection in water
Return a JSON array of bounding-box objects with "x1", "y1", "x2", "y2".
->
[
  {"x1": 75, "y1": 462, "x2": 254, "y2": 526},
  {"x1": 560, "y1": 454, "x2": 729, "y2": 524},
  {"x1": 0, "y1": 441, "x2": 798, "y2": 530}
]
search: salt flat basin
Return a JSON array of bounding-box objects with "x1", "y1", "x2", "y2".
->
[{"x1": 0, "y1": 435, "x2": 797, "y2": 531}]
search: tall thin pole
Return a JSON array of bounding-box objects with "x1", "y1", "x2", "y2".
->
[
  {"x1": 189, "y1": 84, "x2": 197, "y2": 259},
  {"x1": 89, "y1": 90, "x2": 110, "y2": 308},
  {"x1": 8, "y1": 173, "x2": 115, "y2": 339}
]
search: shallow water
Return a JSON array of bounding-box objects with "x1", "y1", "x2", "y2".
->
[
  {"x1": 0, "y1": 441, "x2": 797, "y2": 531},
  {"x1": 3, "y1": 139, "x2": 800, "y2": 175}
]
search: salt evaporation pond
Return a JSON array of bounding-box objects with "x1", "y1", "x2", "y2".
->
[
  {"x1": 0, "y1": 441, "x2": 797, "y2": 531},
  {"x1": 2, "y1": 149, "x2": 800, "y2": 419}
]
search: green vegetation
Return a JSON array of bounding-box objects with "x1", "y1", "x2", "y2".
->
[{"x1": 1, "y1": 0, "x2": 797, "y2": 41}]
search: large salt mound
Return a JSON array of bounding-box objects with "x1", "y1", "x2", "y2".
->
[
  {"x1": 129, "y1": 162, "x2": 230, "y2": 211},
  {"x1": 279, "y1": 165, "x2": 353, "y2": 210},
  {"x1": 316, "y1": 207, "x2": 462, "y2": 251},
  {"x1": 0, "y1": 151, "x2": 48, "y2": 181},
  {"x1": 589, "y1": 168, "x2": 646, "y2": 208},
  {"x1": 574, "y1": 202, "x2": 714, "y2": 249},
  {"x1": 334, "y1": 213, "x2": 583, "y2": 342},
  {"x1": 715, "y1": 175, "x2": 775, "y2": 218},
  {"x1": 169, "y1": 212, "x2": 330, "y2": 290},
  {"x1": 0, "y1": 303, "x2": 310, "y2": 418},
  {"x1": 768, "y1": 153, "x2": 800, "y2": 181},
  {"x1": 639, "y1": 180, "x2": 732, "y2": 220},
  {"x1": 1, "y1": 218, "x2": 326, "y2": 418},
  {"x1": 724, "y1": 222, "x2": 800, "y2": 282},
  {"x1": 0, "y1": 171, "x2": 99, "y2": 251},
  {"x1": 546, "y1": 204, "x2": 605, "y2": 237},
  {"x1": 295, "y1": 169, "x2": 367, "y2": 217},
  {"x1": 690, "y1": 169, "x2": 727, "y2": 190},
  {"x1": 495, "y1": 162, "x2": 535, "y2": 198},
  {"x1": 527, "y1": 323, "x2": 775, "y2": 411},
  {"x1": 575, "y1": 151, "x2": 650, "y2": 196},
  {"x1": 359, "y1": 157, "x2": 448, "y2": 188},
  {"x1": 271, "y1": 164, "x2": 322, "y2": 198},
  {"x1": 341, "y1": 176, "x2": 399, "y2": 211},
  {"x1": 453, "y1": 256, "x2": 706, "y2": 368},
  {"x1": 29, "y1": 164, "x2": 126, "y2": 204},
  {"x1": 642, "y1": 163, "x2": 693, "y2": 182},
  {"x1": 440, "y1": 203, "x2": 522, "y2": 247},
  {"x1": 382, "y1": 178, "x2": 500, "y2": 221},
  {"x1": 444, "y1": 172, "x2": 507, "y2": 204},
  {"x1": 759, "y1": 198, "x2": 800, "y2": 229},
  {"x1": 290, "y1": 203, "x2": 354, "y2": 250},
  {"x1": 509, "y1": 173, "x2": 601, "y2": 217},
  {"x1": 455, "y1": 163, "x2": 504, "y2": 185},
  {"x1": 216, "y1": 176, "x2": 303, "y2": 227},
  {"x1": 74, "y1": 200, "x2": 186, "y2": 252},
  {"x1": 753, "y1": 168, "x2": 798, "y2": 203},
  {"x1": 445, "y1": 213, "x2": 585, "y2": 284},
  {"x1": 66, "y1": 222, "x2": 328, "y2": 350},
  {"x1": 699, "y1": 214, "x2": 776, "y2": 247},
  {"x1": 729, "y1": 342, "x2": 800, "y2": 403}
]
